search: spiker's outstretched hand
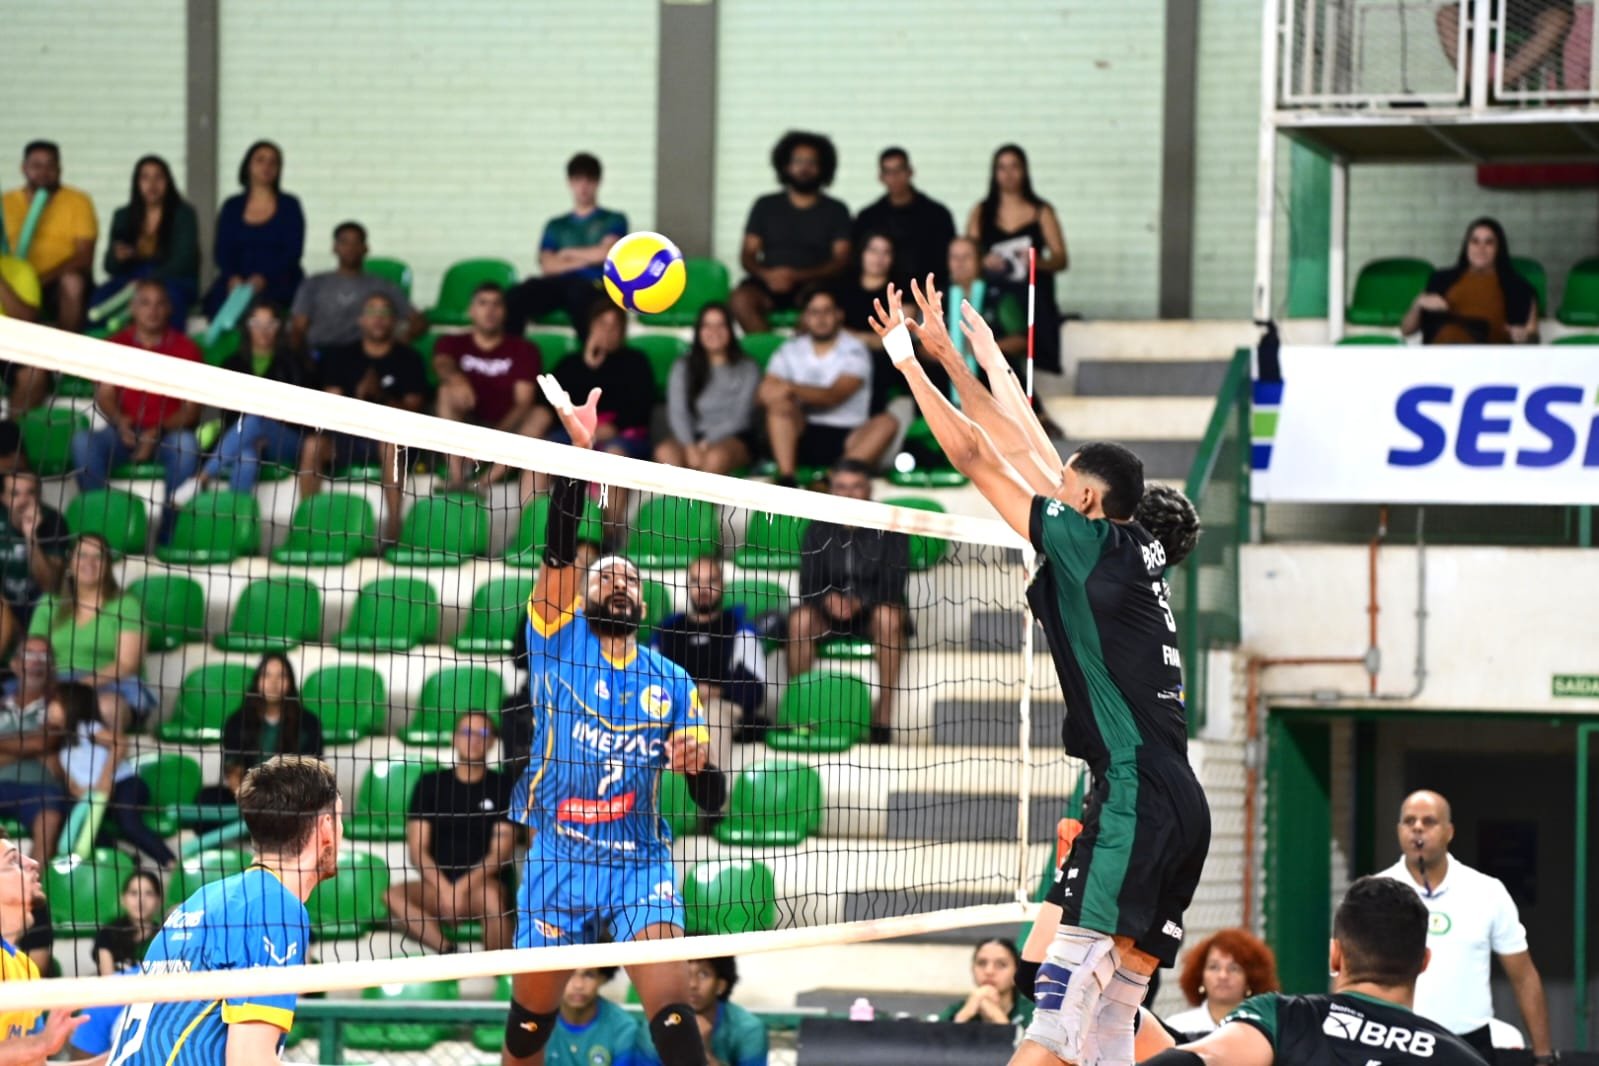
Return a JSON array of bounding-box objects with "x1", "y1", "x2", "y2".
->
[{"x1": 537, "y1": 374, "x2": 601, "y2": 450}]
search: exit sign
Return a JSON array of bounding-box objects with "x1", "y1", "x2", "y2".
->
[{"x1": 1552, "y1": 675, "x2": 1599, "y2": 698}]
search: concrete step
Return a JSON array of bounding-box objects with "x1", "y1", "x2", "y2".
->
[
  {"x1": 1051, "y1": 396, "x2": 1215, "y2": 441},
  {"x1": 1055, "y1": 437, "x2": 1198, "y2": 483},
  {"x1": 1060, "y1": 318, "x2": 1328, "y2": 361},
  {"x1": 1077, "y1": 359, "x2": 1232, "y2": 398}
]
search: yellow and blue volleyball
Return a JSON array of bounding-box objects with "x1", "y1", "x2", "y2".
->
[{"x1": 603, "y1": 231, "x2": 686, "y2": 315}]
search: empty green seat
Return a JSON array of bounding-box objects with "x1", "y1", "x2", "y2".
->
[
  {"x1": 345, "y1": 980, "x2": 461, "y2": 1051},
  {"x1": 46, "y1": 848, "x2": 135, "y2": 936},
  {"x1": 307, "y1": 849, "x2": 390, "y2": 939},
  {"x1": 128, "y1": 752, "x2": 201, "y2": 837},
  {"x1": 302, "y1": 665, "x2": 386, "y2": 744},
  {"x1": 156, "y1": 490, "x2": 261, "y2": 565},
  {"x1": 454, "y1": 578, "x2": 528, "y2": 654},
  {"x1": 684, "y1": 860, "x2": 777, "y2": 935},
  {"x1": 1553, "y1": 332, "x2": 1599, "y2": 344},
  {"x1": 818, "y1": 636, "x2": 875, "y2": 661},
  {"x1": 726, "y1": 579, "x2": 789, "y2": 625},
  {"x1": 65, "y1": 490, "x2": 147, "y2": 556},
  {"x1": 400, "y1": 667, "x2": 507, "y2": 746},
  {"x1": 213, "y1": 577, "x2": 322, "y2": 652},
  {"x1": 734, "y1": 511, "x2": 808, "y2": 570},
  {"x1": 641, "y1": 257, "x2": 732, "y2": 327},
  {"x1": 1512, "y1": 255, "x2": 1547, "y2": 315},
  {"x1": 505, "y1": 495, "x2": 602, "y2": 567},
  {"x1": 336, "y1": 577, "x2": 440, "y2": 652},
  {"x1": 640, "y1": 578, "x2": 672, "y2": 642},
  {"x1": 470, "y1": 976, "x2": 515, "y2": 1052},
  {"x1": 630, "y1": 497, "x2": 719, "y2": 568},
  {"x1": 660, "y1": 770, "x2": 698, "y2": 839},
  {"x1": 345, "y1": 759, "x2": 436, "y2": 841},
  {"x1": 197, "y1": 329, "x2": 240, "y2": 367},
  {"x1": 364, "y1": 256, "x2": 413, "y2": 297},
  {"x1": 20, "y1": 406, "x2": 88, "y2": 477},
  {"x1": 157, "y1": 662, "x2": 255, "y2": 743},
  {"x1": 740, "y1": 332, "x2": 786, "y2": 369},
  {"x1": 127, "y1": 574, "x2": 206, "y2": 651},
  {"x1": 167, "y1": 848, "x2": 251, "y2": 909},
  {"x1": 766, "y1": 670, "x2": 870, "y2": 753},
  {"x1": 386, "y1": 494, "x2": 488, "y2": 566},
  {"x1": 530, "y1": 331, "x2": 577, "y2": 371},
  {"x1": 768, "y1": 309, "x2": 799, "y2": 329},
  {"x1": 1558, "y1": 257, "x2": 1599, "y2": 326},
  {"x1": 883, "y1": 494, "x2": 949, "y2": 570},
  {"x1": 631, "y1": 334, "x2": 690, "y2": 400},
  {"x1": 1335, "y1": 334, "x2": 1406, "y2": 345},
  {"x1": 715, "y1": 759, "x2": 824, "y2": 846},
  {"x1": 428, "y1": 258, "x2": 519, "y2": 326},
  {"x1": 1347, "y1": 258, "x2": 1432, "y2": 327},
  {"x1": 271, "y1": 493, "x2": 376, "y2": 565}
]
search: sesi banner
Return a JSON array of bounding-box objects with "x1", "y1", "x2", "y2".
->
[{"x1": 1251, "y1": 345, "x2": 1599, "y2": 504}]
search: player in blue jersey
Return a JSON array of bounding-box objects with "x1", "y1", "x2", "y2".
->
[
  {"x1": 502, "y1": 375, "x2": 728, "y2": 1066},
  {"x1": 105, "y1": 755, "x2": 342, "y2": 1066},
  {"x1": 0, "y1": 832, "x2": 87, "y2": 1065}
]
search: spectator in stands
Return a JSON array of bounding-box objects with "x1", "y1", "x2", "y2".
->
[
  {"x1": 49, "y1": 680, "x2": 174, "y2": 868},
  {"x1": 1402, "y1": 218, "x2": 1539, "y2": 345},
  {"x1": 2, "y1": 140, "x2": 97, "y2": 334},
  {"x1": 730, "y1": 131, "x2": 852, "y2": 334},
  {"x1": 838, "y1": 232, "x2": 895, "y2": 351},
  {"x1": 29, "y1": 533, "x2": 156, "y2": 732},
  {"x1": 1165, "y1": 928, "x2": 1280, "y2": 1035},
  {"x1": 758, "y1": 287, "x2": 897, "y2": 485},
  {"x1": 195, "y1": 653, "x2": 325, "y2": 818},
  {"x1": 385, "y1": 710, "x2": 515, "y2": 954},
  {"x1": 505, "y1": 152, "x2": 628, "y2": 339},
  {"x1": 0, "y1": 471, "x2": 70, "y2": 629},
  {"x1": 854, "y1": 148, "x2": 957, "y2": 291},
  {"x1": 656, "y1": 303, "x2": 761, "y2": 475},
  {"x1": 203, "y1": 139, "x2": 305, "y2": 319},
  {"x1": 645, "y1": 956, "x2": 767, "y2": 1066},
  {"x1": 548, "y1": 967, "x2": 645, "y2": 1066},
  {"x1": 299, "y1": 291, "x2": 428, "y2": 541},
  {"x1": 939, "y1": 937, "x2": 1034, "y2": 1026},
  {"x1": 1437, "y1": 0, "x2": 1573, "y2": 92},
  {"x1": 0, "y1": 636, "x2": 66, "y2": 864},
  {"x1": 93, "y1": 154, "x2": 199, "y2": 330},
  {"x1": 71, "y1": 279, "x2": 202, "y2": 503},
  {"x1": 434, "y1": 281, "x2": 544, "y2": 493},
  {"x1": 654, "y1": 554, "x2": 769, "y2": 759},
  {"x1": 289, "y1": 221, "x2": 421, "y2": 356},
  {"x1": 92, "y1": 868, "x2": 163, "y2": 976}
]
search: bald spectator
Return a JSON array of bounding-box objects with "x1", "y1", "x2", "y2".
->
[
  {"x1": 1379, "y1": 789, "x2": 1554, "y2": 1065},
  {"x1": 2, "y1": 141, "x2": 96, "y2": 333}
]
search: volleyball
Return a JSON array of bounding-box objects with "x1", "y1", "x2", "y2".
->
[{"x1": 603, "y1": 230, "x2": 686, "y2": 314}]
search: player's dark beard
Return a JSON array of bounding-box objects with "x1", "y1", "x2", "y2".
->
[
  {"x1": 787, "y1": 174, "x2": 822, "y2": 194},
  {"x1": 586, "y1": 595, "x2": 643, "y2": 638}
]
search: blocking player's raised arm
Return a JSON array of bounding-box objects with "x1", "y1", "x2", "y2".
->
[{"x1": 532, "y1": 375, "x2": 603, "y2": 627}]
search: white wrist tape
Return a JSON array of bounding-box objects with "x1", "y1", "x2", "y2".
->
[{"x1": 883, "y1": 320, "x2": 914, "y2": 365}]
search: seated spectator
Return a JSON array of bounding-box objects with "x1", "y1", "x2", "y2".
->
[
  {"x1": 195, "y1": 653, "x2": 324, "y2": 816},
  {"x1": 289, "y1": 221, "x2": 421, "y2": 356},
  {"x1": 385, "y1": 711, "x2": 515, "y2": 954},
  {"x1": 939, "y1": 937, "x2": 1033, "y2": 1026},
  {"x1": 505, "y1": 152, "x2": 628, "y2": 339},
  {"x1": 434, "y1": 282, "x2": 544, "y2": 493},
  {"x1": 1164, "y1": 928, "x2": 1279, "y2": 1035},
  {"x1": 0, "y1": 471, "x2": 70, "y2": 630},
  {"x1": 1437, "y1": 1, "x2": 1573, "y2": 91},
  {"x1": 92, "y1": 155, "x2": 199, "y2": 330},
  {"x1": 202, "y1": 140, "x2": 305, "y2": 322},
  {"x1": 548, "y1": 967, "x2": 645, "y2": 1066},
  {"x1": 0, "y1": 637, "x2": 66, "y2": 864},
  {"x1": 853, "y1": 148, "x2": 957, "y2": 291},
  {"x1": 656, "y1": 303, "x2": 761, "y2": 475},
  {"x1": 1401, "y1": 217, "x2": 1538, "y2": 345},
  {"x1": 946, "y1": 236, "x2": 1026, "y2": 366},
  {"x1": 171, "y1": 302, "x2": 314, "y2": 508},
  {"x1": 92, "y1": 868, "x2": 164, "y2": 975},
  {"x1": 71, "y1": 279, "x2": 202, "y2": 503},
  {"x1": 642, "y1": 956, "x2": 767, "y2": 1066},
  {"x1": 2, "y1": 140, "x2": 97, "y2": 335},
  {"x1": 298, "y1": 292, "x2": 428, "y2": 541},
  {"x1": 758, "y1": 287, "x2": 897, "y2": 485},
  {"x1": 730, "y1": 131, "x2": 852, "y2": 334},
  {"x1": 29, "y1": 533, "x2": 156, "y2": 732},
  {"x1": 787, "y1": 460, "x2": 909, "y2": 743},
  {"x1": 653, "y1": 554, "x2": 769, "y2": 758},
  {"x1": 838, "y1": 231, "x2": 895, "y2": 352}
]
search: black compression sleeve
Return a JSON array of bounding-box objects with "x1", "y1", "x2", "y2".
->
[
  {"x1": 685, "y1": 765, "x2": 727, "y2": 812},
  {"x1": 543, "y1": 474, "x2": 588, "y2": 568},
  {"x1": 1016, "y1": 958, "x2": 1041, "y2": 1002},
  {"x1": 1141, "y1": 1050, "x2": 1204, "y2": 1066}
]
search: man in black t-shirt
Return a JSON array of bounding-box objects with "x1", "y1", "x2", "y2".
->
[
  {"x1": 652, "y1": 554, "x2": 769, "y2": 755},
  {"x1": 853, "y1": 148, "x2": 957, "y2": 292},
  {"x1": 0, "y1": 472, "x2": 68, "y2": 628},
  {"x1": 384, "y1": 710, "x2": 515, "y2": 953}
]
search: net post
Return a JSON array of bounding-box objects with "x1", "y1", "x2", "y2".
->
[
  {"x1": 1015, "y1": 544, "x2": 1038, "y2": 903},
  {"x1": 1026, "y1": 247, "x2": 1037, "y2": 401}
]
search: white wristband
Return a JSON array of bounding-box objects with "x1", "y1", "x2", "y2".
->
[{"x1": 883, "y1": 321, "x2": 914, "y2": 365}]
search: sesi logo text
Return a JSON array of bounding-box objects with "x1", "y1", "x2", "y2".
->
[{"x1": 1387, "y1": 384, "x2": 1599, "y2": 468}]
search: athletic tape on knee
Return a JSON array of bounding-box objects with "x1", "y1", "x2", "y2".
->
[
  {"x1": 504, "y1": 1001, "x2": 559, "y2": 1059},
  {"x1": 649, "y1": 1002, "x2": 706, "y2": 1066},
  {"x1": 1037, "y1": 927, "x2": 1119, "y2": 1063},
  {"x1": 1083, "y1": 966, "x2": 1150, "y2": 1066}
]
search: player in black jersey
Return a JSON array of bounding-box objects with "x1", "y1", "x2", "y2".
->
[
  {"x1": 1140, "y1": 877, "x2": 1488, "y2": 1066},
  {"x1": 870, "y1": 280, "x2": 1209, "y2": 1066}
]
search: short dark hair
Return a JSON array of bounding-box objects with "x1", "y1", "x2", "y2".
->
[
  {"x1": 472, "y1": 280, "x2": 505, "y2": 299},
  {"x1": 237, "y1": 755, "x2": 340, "y2": 854},
  {"x1": 567, "y1": 153, "x2": 602, "y2": 181},
  {"x1": 879, "y1": 146, "x2": 909, "y2": 168},
  {"x1": 702, "y1": 956, "x2": 739, "y2": 1000},
  {"x1": 22, "y1": 141, "x2": 59, "y2": 162},
  {"x1": 333, "y1": 221, "x2": 367, "y2": 242},
  {"x1": 587, "y1": 295, "x2": 625, "y2": 327},
  {"x1": 1070, "y1": 442, "x2": 1145, "y2": 521},
  {"x1": 1134, "y1": 484, "x2": 1201, "y2": 568},
  {"x1": 236, "y1": 139, "x2": 283, "y2": 191},
  {"x1": 771, "y1": 131, "x2": 838, "y2": 187},
  {"x1": 133, "y1": 277, "x2": 170, "y2": 301},
  {"x1": 1333, "y1": 876, "x2": 1430, "y2": 986},
  {"x1": 831, "y1": 457, "x2": 874, "y2": 480},
  {"x1": 797, "y1": 284, "x2": 837, "y2": 315},
  {"x1": 362, "y1": 291, "x2": 396, "y2": 314}
]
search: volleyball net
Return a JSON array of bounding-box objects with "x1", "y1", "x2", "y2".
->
[{"x1": 0, "y1": 315, "x2": 1072, "y2": 1017}]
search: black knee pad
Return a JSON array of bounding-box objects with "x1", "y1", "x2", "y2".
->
[
  {"x1": 1017, "y1": 957, "x2": 1042, "y2": 1002},
  {"x1": 504, "y1": 1001, "x2": 559, "y2": 1060},
  {"x1": 649, "y1": 1002, "x2": 706, "y2": 1066}
]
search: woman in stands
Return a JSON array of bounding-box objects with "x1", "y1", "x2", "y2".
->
[
  {"x1": 195, "y1": 652, "x2": 323, "y2": 815},
  {"x1": 1164, "y1": 928, "x2": 1279, "y2": 1036},
  {"x1": 655, "y1": 302, "x2": 761, "y2": 475},
  {"x1": 202, "y1": 139, "x2": 305, "y2": 318},
  {"x1": 93, "y1": 868, "x2": 165, "y2": 976},
  {"x1": 1402, "y1": 217, "x2": 1539, "y2": 345},
  {"x1": 940, "y1": 937, "x2": 1035, "y2": 1027},
  {"x1": 840, "y1": 231, "x2": 896, "y2": 348},
  {"x1": 94, "y1": 155, "x2": 200, "y2": 329}
]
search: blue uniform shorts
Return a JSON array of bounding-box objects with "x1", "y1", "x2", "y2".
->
[{"x1": 515, "y1": 846, "x2": 683, "y2": 948}]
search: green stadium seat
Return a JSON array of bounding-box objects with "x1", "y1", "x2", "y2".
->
[
  {"x1": 1335, "y1": 334, "x2": 1406, "y2": 345},
  {"x1": 631, "y1": 334, "x2": 690, "y2": 400},
  {"x1": 734, "y1": 511, "x2": 808, "y2": 570},
  {"x1": 660, "y1": 770, "x2": 698, "y2": 839},
  {"x1": 336, "y1": 577, "x2": 440, "y2": 652},
  {"x1": 883, "y1": 494, "x2": 950, "y2": 570},
  {"x1": 213, "y1": 577, "x2": 322, "y2": 653},
  {"x1": 428, "y1": 258, "x2": 519, "y2": 327},
  {"x1": 684, "y1": 859, "x2": 777, "y2": 935},
  {"x1": 345, "y1": 980, "x2": 461, "y2": 1051},
  {"x1": 400, "y1": 667, "x2": 507, "y2": 746},
  {"x1": 714, "y1": 759, "x2": 824, "y2": 847},
  {"x1": 470, "y1": 976, "x2": 515, "y2": 1052},
  {"x1": 818, "y1": 636, "x2": 875, "y2": 661},
  {"x1": 127, "y1": 574, "x2": 206, "y2": 652},
  {"x1": 766, "y1": 670, "x2": 870, "y2": 752},
  {"x1": 56, "y1": 375, "x2": 96, "y2": 399},
  {"x1": 128, "y1": 752, "x2": 201, "y2": 838},
  {"x1": 302, "y1": 665, "x2": 387, "y2": 745},
  {"x1": 156, "y1": 490, "x2": 261, "y2": 565},
  {"x1": 726, "y1": 579, "x2": 790, "y2": 626},
  {"x1": 166, "y1": 848, "x2": 251, "y2": 909},
  {"x1": 1513, "y1": 255, "x2": 1548, "y2": 315},
  {"x1": 505, "y1": 495, "x2": 603, "y2": 567},
  {"x1": 641, "y1": 257, "x2": 732, "y2": 327},
  {"x1": 1558, "y1": 257, "x2": 1599, "y2": 326},
  {"x1": 271, "y1": 493, "x2": 376, "y2": 566},
  {"x1": 1346, "y1": 258, "x2": 1433, "y2": 327},
  {"x1": 629, "y1": 497, "x2": 719, "y2": 568},
  {"x1": 530, "y1": 331, "x2": 577, "y2": 371},
  {"x1": 307, "y1": 849, "x2": 390, "y2": 940},
  {"x1": 110, "y1": 460, "x2": 167, "y2": 481},
  {"x1": 196, "y1": 329, "x2": 240, "y2": 367},
  {"x1": 886, "y1": 467, "x2": 970, "y2": 488},
  {"x1": 345, "y1": 759, "x2": 437, "y2": 841},
  {"x1": 740, "y1": 331, "x2": 786, "y2": 369},
  {"x1": 454, "y1": 578, "x2": 528, "y2": 655},
  {"x1": 65, "y1": 490, "x2": 147, "y2": 556},
  {"x1": 45, "y1": 848, "x2": 134, "y2": 936},
  {"x1": 365, "y1": 256, "x2": 413, "y2": 297},
  {"x1": 157, "y1": 662, "x2": 254, "y2": 743},
  {"x1": 386, "y1": 493, "x2": 488, "y2": 566},
  {"x1": 20, "y1": 406, "x2": 88, "y2": 477},
  {"x1": 1553, "y1": 332, "x2": 1599, "y2": 344},
  {"x1": 640, "y1": 578, "x2": 672, "y2": 642},
  {"x1": 768, "y1": 309, "x2": 799, "y2": 329}
]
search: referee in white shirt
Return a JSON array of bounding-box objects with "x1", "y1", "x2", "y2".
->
[{"x1": 1379, "y1": 789, "x2": 1556, "y2": 1065}]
